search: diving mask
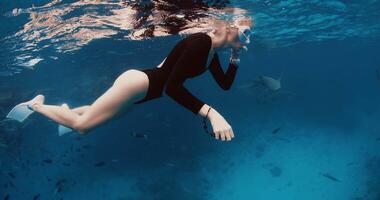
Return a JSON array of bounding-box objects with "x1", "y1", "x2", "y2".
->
[
  {"x1": 238, "y1": 25, "x2": 252, "y2": 45},
  {"x1": 232, "y1": 24, "x2": 252, "y2": 51}
]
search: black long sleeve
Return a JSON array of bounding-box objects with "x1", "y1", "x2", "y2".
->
[
  {"x1": 208, "y1": 53, "x2": 238, "y2": 90},
  {"x1": 135, "y1": 33, "x2": 239, "y2": 115},
  {"x1": 164, "y1": 36, "x2": 210, "y2": 114}
]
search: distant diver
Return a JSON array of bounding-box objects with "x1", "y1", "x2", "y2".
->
[{"x1": 6, "y1": 15, "x2": 253, "y2": 142}]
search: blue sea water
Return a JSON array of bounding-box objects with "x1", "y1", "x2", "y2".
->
[{"x1": 1, "y1": 0, "x2": 380, "y2": 199}]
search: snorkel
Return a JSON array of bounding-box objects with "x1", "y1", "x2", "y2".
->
[
  {"x1": 236, "y1": 25, "x2": 252, "y2": 51},
  {"x1": 229, "y1": 22, "x2": 253, "y2": 65},
  {"x1": 231, "y1": 14, "x2": 253, "y2": 51}
]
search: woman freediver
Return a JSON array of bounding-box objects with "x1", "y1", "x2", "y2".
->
[{"x1": 6, "y1": 16, "x2": 253, "y2": 142}]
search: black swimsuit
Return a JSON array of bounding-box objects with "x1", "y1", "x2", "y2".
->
[{"x1": 134, "y1": 33, "x2": 238, "y2": 114}]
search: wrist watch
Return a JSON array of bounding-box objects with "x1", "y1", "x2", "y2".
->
[{"x1": 230, "y1": 57, "x2": 240, "y2": 65}]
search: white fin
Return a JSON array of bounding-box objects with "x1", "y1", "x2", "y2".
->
[
  {"x1": 58, "y1": 103, "x2": 73, "y2": 136},
  {"x1": 58, "y1": 124, "x2": 73, "y2": 136},
  {"x1": 6, "y1": 104, "x2": 34, "y2": 123}
]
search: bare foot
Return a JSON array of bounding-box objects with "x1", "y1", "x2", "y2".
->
[{"x1": 23, "y1": 95, "x2": 45, "y2": 111}]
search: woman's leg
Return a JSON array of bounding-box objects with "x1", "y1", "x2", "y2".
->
[
  {"x1": 32, "y1": 69, "x2": 149, "y2": 134},
  {"x1": 61, "y1": 104, "x2": 90, "y2": 115}
]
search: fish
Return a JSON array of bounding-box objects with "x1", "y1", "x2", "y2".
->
[
  {"x1": 54, "y1": 179, "x2": 67, "y2": 195},
  {"x1": 130, "y1": 131, "x2": 148, "y2": 139},
  {"x1": 376, "y1": 137, "x2": 380, "y2": 141},
  {"x1": 238, "y1": 74, "x2": 282, "y2": 92},
  {"x1": 272, "y1": 128, "x2": 281, "y2": 134},
  {"x1": 94, "y1": 161, "x2": 105, "y2": 167},
  {"x1": 4, "y1": 194, "x2": 9, "y2": 200},
  {"x1": 7, "y1": 172, "x2": 15, "y2": 179},
  {"x1": 43, "y1": 159, "x2": 53, "y2": 164},
  {"x1": 321, "y1": 173, "x2": 341, "y2": 182},
  {"x1": 258, "y1": 75, "x2": 282, "y2": 91},
  {"x1": 376, "y1": 69, "x2": 380, "y2": 81},
  {"x1": 33, "y1": 194, "x2": 40, "y2": 200}
]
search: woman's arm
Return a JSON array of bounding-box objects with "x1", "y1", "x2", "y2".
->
[
  {"x1": 164, "y1": 36, "x2": 210, "y2": 115},
  {"x1": 198, "y1": 104, "x2": 235, "y2": 141},
  {"x1": 164, "y1": 35, "x2": 235, "y2": 141},
  {"x1": 208, "y1": 53, "x2": 238, "y2": 90}
]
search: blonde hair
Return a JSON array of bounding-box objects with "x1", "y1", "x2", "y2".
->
[{"x1": 232, "y1": 16, "x2": 253, "y2": 28}]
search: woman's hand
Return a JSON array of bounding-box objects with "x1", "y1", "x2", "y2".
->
[
  {"x1": 230, "y1": 48, "x2": 240, "y2": 65},
  {"x1": 208, "y1": 108, "x2": 235, "y2": 141}
]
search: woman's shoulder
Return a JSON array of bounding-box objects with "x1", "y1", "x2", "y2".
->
[
  {"x1": 186, "y1": 32, "x2": 211, "y2": 41},
  {"x1": 181, "y1": 32, "x2": 212, "y2": 49}
]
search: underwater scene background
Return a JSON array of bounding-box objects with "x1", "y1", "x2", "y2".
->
[{"x1": 1, "y1": 0, "x2": 380, "y2": 199}]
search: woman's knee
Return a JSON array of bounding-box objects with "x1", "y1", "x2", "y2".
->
[{"x1": 72, "y1": 117, "x2": 91, "y2": 134}]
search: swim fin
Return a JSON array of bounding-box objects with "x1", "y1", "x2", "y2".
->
[
  {"x1": 6, "y1": 95, "x2": 44, "y2": 123},
  {"x1": 6, "y1": 103, "x2": 34, "y2": 123},
  {"x1": 58, "y1": 124, "x2": 73, "y2": 136}
]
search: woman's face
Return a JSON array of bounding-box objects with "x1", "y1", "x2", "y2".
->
[
  {"x1": 225, "y1": 27, "x2": 243, "y2": 49},
  {"x1": 224, "y1": 18, "x2": 253, "y2": 50}
]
